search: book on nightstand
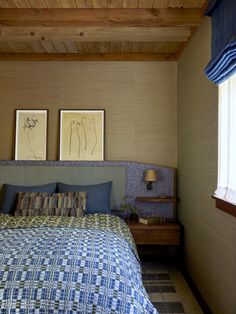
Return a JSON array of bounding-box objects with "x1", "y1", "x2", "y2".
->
[{"x1": 139, "y1": 216, "x2": 166, "y2": 225}]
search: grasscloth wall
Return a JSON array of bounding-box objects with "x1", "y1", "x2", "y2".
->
[
  {"x1": 178, "y1": 18, "x2": 236, "y2": 314},
  {"x1": 0, "y1": 61, "x2": 177, "y2": 167}
]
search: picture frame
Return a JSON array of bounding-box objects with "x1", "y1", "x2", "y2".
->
[
  {"x1": 59, "y1": 109, "x2": 105, "y2": 161},
  {"x1": 15, "y1": 109, "x2": 48, "y2": 161}
]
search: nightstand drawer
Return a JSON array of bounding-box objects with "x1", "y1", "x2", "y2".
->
[
  {"x1": 126, "y1": 221, "x2": 181, "y2": 245},
  {"x1": 131, "y1": 228, "x2": 180, "y2": 245}
]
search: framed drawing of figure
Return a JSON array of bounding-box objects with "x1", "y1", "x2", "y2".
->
[
  {"x1": 59, "y1": 109, "x2": 104, "y2": 161},
  {"x1": 15, "y1": 109, "x2": 48, "y2": 160}
]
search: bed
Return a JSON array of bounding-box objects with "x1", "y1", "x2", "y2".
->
[
  {"x1": 0, "y1": 213, "x2": 158, "y2": 313},
  {"x1": 0, "y1": 161, "x2": 174, "y2": 313}
]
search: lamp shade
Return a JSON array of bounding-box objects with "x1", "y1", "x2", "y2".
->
[{"x1": 144, "y1": 169, "x2": 157, "y2": 182}]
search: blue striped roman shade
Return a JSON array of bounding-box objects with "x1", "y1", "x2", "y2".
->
[{"x1": 205, "y1": 0, "x2": 236, "y2": 84}]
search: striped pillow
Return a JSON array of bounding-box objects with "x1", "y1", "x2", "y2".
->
[{"x1": 14, "y1": 191, "x2": 87, "y2": 218}]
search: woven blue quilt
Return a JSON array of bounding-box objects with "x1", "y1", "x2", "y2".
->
[{"x1": 0, "y1": 214, "x2": 158, "y2": 313}]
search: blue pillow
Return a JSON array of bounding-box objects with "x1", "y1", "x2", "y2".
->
[
  {"x1": 58, "y1": 181, "x2": 112, "y2": 214},
  {"x1": 0, "y1": 182, "x2": 57, "y2": 214}
]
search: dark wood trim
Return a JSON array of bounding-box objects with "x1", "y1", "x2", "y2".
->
[
  {"x1": 212, "y1": 195, "x2": 236, "y2": 217},
  {"x1": 136, "y1": 196, "x2": 177, "y2": 203},
  {"x1": 0, "y1": 53, "x2": 177, "y2": 61}
]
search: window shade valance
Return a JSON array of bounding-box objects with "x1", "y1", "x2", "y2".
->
[{"x1": 205, "y1": 0, "x2": 236, "y2": 84}]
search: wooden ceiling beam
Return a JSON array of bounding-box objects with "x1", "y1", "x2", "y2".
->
[
  {"x1": 0, "y1": 26, "x2": 191, "y2": 42},
  {"x1": 0, "y1": 53, "x2": 177, "y2": 61},
  {"x1": 0, "y1": 8, "x2": 203, "y2": 27}
]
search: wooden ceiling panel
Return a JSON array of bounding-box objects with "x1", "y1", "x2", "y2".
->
[
  {"x1": 141, "y1": 42, "x2": 156, "y2": 53},
  {"x1": 51, "y1": 41, "x2": 68, "y2": 52},
  {"x1": 60, "y1": 0, "x2": 77, "y2": 8},
  {"x1": 138, "y1": 0, "x2": 154, "y2": 8},
  {"x1": 13, "y1": 0, "x2": 31, "y2": 7},
  {"x1": 99, "y1": 41, "x2": 110, "y2": 53},
  {"x1": 0, "y1": 40, "x2": 182, "y2": 54},
  {"x1": 91, "y1": 0, "x2": 107, "y2": 8},
  {"x1": 107, "y1": 0, "x2": 123, "y2": 8},
  {"x1": 86, "y1": 41, "x2": 100, "y2": 52},
  {"x1": 153, "y1": 0, "x2": 170, "y2": 8},
  {"x1": 120, "y1": 41, "x2": 132, "y2": 53},
  {"x1": 44, "y1": 0, "x2": 62, "y2": 8},
  {"x1": 131, "y1": 42, "x2": 142, "y2": 53},
  {"x1": 169, "y1": 1, "x2": 185, "y2": 7},
  {"x1": 63, "y1": 40, "x2": 78, "y2": 52},
  {"x1": 24, "y1": 41, "x2": 46, "y2": 52},
  {"x1": 40, "y1": 40, "x2": 57, "y2": 52},
  {"x1": 75, "y1": 0, "x2": 92, "y2": 8},
  {"x1": 0, "y1": 0, "x2": 15, "y2": 7},
  {"x1": 122, "y1": 0, "x2": 138, "y2": 8},
  {"x1": 0, "y1": 26, "x2": 191, "y2": 43},
  {"x1": 4, "y1": 41, "x2": 31, "y2": 52},
  {"x1": 75, "y1": 41, "x2": 88, "y2": 53},
  {"x1": 109, "y1": 42, "x2": 121, "y2": 53},
  {"x1": 0, "y1": 1, "x2": 207, "y2": 60},
  {"x1": 27, "y1": 0, "x2": 46, "y2": 8},
  {"x1": 0, "y1": 42, "x2": 16, "y2": 52},
  {"x1": 152, "y1": 42, "x2": 166, "y2": 53},
  {"x1": 183, "y1": 0, "x2": 202, "y2": 8},
  {"x1": 162, "y1": 42, "x2": 180, "y2": 53}
]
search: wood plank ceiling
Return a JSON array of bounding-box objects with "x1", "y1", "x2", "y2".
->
[{"x1": 0, "y1": 0, "x2": 207, "y2": 61}]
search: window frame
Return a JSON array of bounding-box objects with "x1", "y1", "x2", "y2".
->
[
  {"x1": 212, "y1": 195, "x2": 236, "y2": 217},
  {"x1": 213, "y1": 73, "x2": 236, "y2": 217}
]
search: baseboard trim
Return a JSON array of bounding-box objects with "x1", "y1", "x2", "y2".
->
[{"x1": 180, "y1": 268, "x2": 212, "y2": 314}]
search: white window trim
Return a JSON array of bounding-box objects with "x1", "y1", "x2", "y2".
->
[{"x1": 214, "y1": 73, "x2": 236, "y2": 205}]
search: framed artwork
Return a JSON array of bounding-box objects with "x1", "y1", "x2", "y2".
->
[
  {"x1": 60, "y1": 109, "x2": 104, "y2": 161},
  {"x1": 15, "y1": 109, "x2": 48, "y2": 160}
]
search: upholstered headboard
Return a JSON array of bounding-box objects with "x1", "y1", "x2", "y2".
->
[{"x1": 0, "y1": 161, "x2": 176, "y2": 217}]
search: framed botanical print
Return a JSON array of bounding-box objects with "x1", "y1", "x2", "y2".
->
[
  {"x1": 15, "y1": 109, "x2": 48, "y2": 160},
  {"x1": 59, "y1": 109, "x2": 104, "y2": 161}
]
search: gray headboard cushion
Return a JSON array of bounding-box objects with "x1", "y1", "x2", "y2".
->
[
  {"x1": 0, "y1": 165, "x2": 126, "y2": 210},
  {"x1": 0, "y1": 161, "x2": 175, "y2": 217}
]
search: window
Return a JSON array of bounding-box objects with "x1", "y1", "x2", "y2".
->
[{"x1": 214, "y1": 72, "x2": 236, "y2": 208}]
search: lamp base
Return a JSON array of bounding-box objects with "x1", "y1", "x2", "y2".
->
[{"x1": 146, "y1": 182, "x2": 153, "y2": 190}]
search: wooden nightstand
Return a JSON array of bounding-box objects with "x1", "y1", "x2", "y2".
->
[{"x1": 126, "y1": 220, "x2": 180, "y2": 245}]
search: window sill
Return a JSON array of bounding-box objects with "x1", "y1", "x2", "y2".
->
[{"x1": 212, "y1": 195, "x2": 236, "y2": 217}]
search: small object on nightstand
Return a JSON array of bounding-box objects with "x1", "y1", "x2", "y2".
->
[
  {"x1": 129, "y1": 212, "x2": 139, "y2": 221},
  {"x1": 139, "y1": 216, "x2": 166, "y2": 225},
  {"x1": 119, "y1": 196, "x2": 139, "y2": 221}
]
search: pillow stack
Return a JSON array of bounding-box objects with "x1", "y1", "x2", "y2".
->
[{"x1": 0, "y1": 181, "x2": 112, "y2": 216}]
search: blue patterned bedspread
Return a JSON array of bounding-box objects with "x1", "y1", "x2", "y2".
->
[{"x1": 0, "y1": 214, "x2": 158, "y2": 313}]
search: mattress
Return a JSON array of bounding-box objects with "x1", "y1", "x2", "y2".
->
[{"x1": 0, "y1": 213, "x2": 158, "y2": 313}]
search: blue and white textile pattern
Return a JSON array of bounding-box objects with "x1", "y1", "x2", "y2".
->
[{"x1": 0, "y1": 214, "x2": 158, "y2": 313}]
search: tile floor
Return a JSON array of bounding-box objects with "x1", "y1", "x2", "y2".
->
[{"x1": 142, "y1": 260, "x2": 203, "y2": 314}]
